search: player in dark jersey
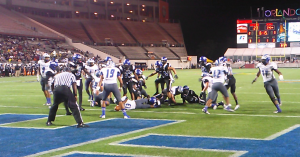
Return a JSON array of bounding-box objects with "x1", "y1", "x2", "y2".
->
[
  {"x1": 145, "y1": 61, "x2": 164, "y2": 95},
  {"x1": 69, "y1": 54, "x2": 92, "y2": 111},
  {"x1": 160, "y1": 57, "x2": 178, "y2": 101},
  {"x1": 224, "y1": 61, "x2": 239, "y2": 110},
  {"x1": 133, "y1": 69, "x2": 149, "y2": 99},
  {"x1": 181, "y1": 85, "x2": 204, "y2": 104},
  {"x1": 119, "y1": 59, "x2": 138, "y2": 100}
]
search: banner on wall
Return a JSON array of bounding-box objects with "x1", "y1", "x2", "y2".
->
[{"x1": 159, "y1": 0, "x2": 169, "y2": 23}]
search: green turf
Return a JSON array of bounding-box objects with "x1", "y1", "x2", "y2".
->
[{"x1": 1, "y1": 68, "x2": 300, "y2": 157}]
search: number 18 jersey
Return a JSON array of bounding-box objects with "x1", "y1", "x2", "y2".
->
[
  {"x1": 100, "y1": 67, "x2": 121, "y2": 84},
  {"x1": 256, "y1": 62, "x2": 277, "y2": 82},
  {"x1": 209, "y1": 66, "x2": 228, "y2": 83}
]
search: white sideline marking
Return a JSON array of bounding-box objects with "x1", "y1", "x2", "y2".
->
[
  {"x1": 56, "y1": 151, "x2": 168, "y2": 157},
  {"x1": 129, "y1": 110, "x2": 196, "y2": 114},
  {"x1": 25, "y1": 119, "x2": 185, "y2": 157},
  {"x1": 110, "y1": 123, "x2": 300, "y2": 157}
]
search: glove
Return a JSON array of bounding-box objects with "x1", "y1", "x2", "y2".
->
[
  {"x1": 251, "y1": 77, "x2": 257, "y2": 84},
  {"x1": 174, "y1": 74, "x2": 178, "y2": 79},
  {"x1": 37, "y1": 75, "x2": 40, "y2": 82},
  {"x1": 279, "y1": 75, "x2": 284, "y2": 80},
  {"x1": 199, "y1": 91, "x2": 204, "y2": 98}
]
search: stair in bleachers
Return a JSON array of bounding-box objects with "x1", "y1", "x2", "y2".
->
[
  {"x1": 79, "y1": 22, "x2": 95, "y2": 44},
  {"x1": 157, "y1": 23, "x2": 179, "y2": 44}
]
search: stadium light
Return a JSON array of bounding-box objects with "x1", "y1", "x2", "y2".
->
[
  {"x1": 142, "y1": 4, "x2": 145, "y2": 7},
  {"x1": 94, "y1": 0, "x2": 97, "y2": 2},
  {"x1": 110, "y1": 1, "x2": 114, "y2": 4},
  {"x1": 127, "y1": 3, "x2": 130, "y2": 6},
  {"x1": 94, "y1": 12, "x2": 98, "y2": 15},
  {"x1": 127, "y1": 17, "x2": 130, "y2": 20},
  {"x1": 129, "y1": 10, "x2": 133, "y2": 13},
  {"x1": 111, "y1": 15, "x2": 114, "y2": 17},
  {"x1": 75, "y1": 11, "x2": 79, "y2": 14},
  {"x1": 142, "y1": 9, "x2": 145, "y2": 11},
  {"x1": 142, "y1": 20, "x2": 146, "y2": 22}
]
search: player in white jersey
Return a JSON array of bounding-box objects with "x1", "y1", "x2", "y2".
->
[
  {"x1": 84, "y1": 58, "x2": 99, "y2": 102},
  {"x1": 37, "y1": 53, "x2": 52, "y2": 106},
  {"x1": 202, "y1": 58, "x2": 234, "y2": 114},
  {"x1": 96, "y1": 57, "x2": 130, "y2": 119},
  {"x1": 252, "y1": 54, "x2": 283, "y2": 113},
  {"x1": 114, "y1": 96, "x2": 159, "y2": 111}
]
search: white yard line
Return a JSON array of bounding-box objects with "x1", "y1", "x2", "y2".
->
[{"x1": 56, "y1": 151, "x2": 168, "y2": 157}]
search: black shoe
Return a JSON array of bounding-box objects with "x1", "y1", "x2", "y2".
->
[
  {"x1": 80, "y1": 108, "x2": 85, "y2": 111},
  {"x1": 110, "y1": 98, "x2": 115, "y2": 104},
  {"x1": 153, "y1": 92, "x2": 159, "y2": 96},
  {"x1": 77, "y1": 123, "x2": 89, "y2": 128},
  {"x1": 46, "y1": 121, "x2": 53, "y2": 126},
  {"x1": 66, "y1": 112, "x2": 72, "y2": 115}
]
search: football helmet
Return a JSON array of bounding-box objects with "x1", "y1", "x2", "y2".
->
[
  {"x1": 87, "y1": 58, "x2": 95, "y2": 66},
  {"x1": 261, "y1": 54, "x2": 271, "y2": 65},
  {"x1": 183, "y1": 85, "x2": 189, "y2": 94},
  {"x1": 106, "y1": 60, "x2": 115, "y2": 67},
  {"x1": 104, "y1": 56, "x2": 112, "y2": 62},
  {"x1": 177, "y1": 86, "x2": 183, "y2": 93},
  {"x1": 214, "y1": 59, "x2": 220, "y2": 66},
  {"x1": 123, "y1": 59, "x2": 130, "y2": 66},
  {"x1": 72, "y1": 54, "x2": 82, "y2": 62},
  {"x1": 199, "y1": 56, "x2": 207, "y2": 64},
  {"x1": 161, "y1": 57, "x2": 167, "y2": 64},
  {"x1": 149, "y1": 97, "x2": 157, "y2": 105},
  {"x1": 135, "y1": 69, "x2": 142, "y2": 75},
  {"x1": 155, "y1": 61, "x2": 163, "y2": 68},
  {"x1": 49, "y1": 61, "x2": 58, "y2": 71},
  {"x1": 43, "y1": 53, "x2": 50, "y2": 62}
]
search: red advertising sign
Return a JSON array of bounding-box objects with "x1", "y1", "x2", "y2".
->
[{"x1": 159, "y1": 0, "x2": 169, "y2": 23}]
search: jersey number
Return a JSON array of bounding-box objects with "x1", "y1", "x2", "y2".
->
[
  {"x1": 42, "y1": 67, "x2": 45, "y2": 74},
  {"x1": 106, "y1": 69, "x2": 115, "y2": 78},
  {"x1": 213, "y1": 70, "x2": 221, "y2": 78},
  {"x1": 261, "y1": 70, "x2": 269, "y2": 77}
]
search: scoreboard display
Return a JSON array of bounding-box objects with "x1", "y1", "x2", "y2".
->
[
  {"x1": 237, "y1": 19, "x2": 289, "y2": 48},
  {"x1": 247, "y1": 23, "x2": 277, "y2": 43}
]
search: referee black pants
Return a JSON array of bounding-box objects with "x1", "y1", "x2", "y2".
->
[{"x1": 48, "y1": 86, "x2": 83, "y2": 124}]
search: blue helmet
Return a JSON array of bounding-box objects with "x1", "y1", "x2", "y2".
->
[
  {"x1": 49, "y1": 61, "x2": 58, "y2": 71},
  {"x1": 199, "y1": 56, "x2": 207, "y2": 63},
  {"x1": 261, "y1": 54, "x2": 271, "y2": 65},
  {"x1": 72, "y1": 54, "x2": 82, "y2": 62},
  {"x1": 43, "y1": 53, "x2": 50, "y2": 62},
  {"x1": 214, "y1": 59, "x2": 221, "y2": 66},
  {"x1": 104, "y1": 56, "x2": 112, "y2": 62},
  {"x1": 149, "y1": 97, "x2": 157, "y2": 105},
  {"x1": 136, "y1": 69, "x2": 142, "y2": 75},
  {"x1": 183, "y1": 85, "x2": 189, "y2": 90},
  {"x1": 155, "y1": 61, "x2": 163, "y2": 68},
  {"x1": 123, "y1": 59, "x2": 130, "y2": 66},
  {"x1": 161, "y1": 57, "x2": 167, "y2": 64},
  {"x1": 95, "y1": 70, "x2": 101, "y2": 78}
]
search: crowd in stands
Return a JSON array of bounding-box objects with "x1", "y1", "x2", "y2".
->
[{"x1": 0, "y1": 35, "x2": 103, "y2": 77}]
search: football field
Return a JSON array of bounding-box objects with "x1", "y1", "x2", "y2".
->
[{"x1": 1, "y1": 68, "x2": 300, "y2": 157}]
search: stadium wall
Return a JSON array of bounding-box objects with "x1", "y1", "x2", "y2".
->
[{"x1": 130, "y1": 60, "x2": 192, "y2": 69}]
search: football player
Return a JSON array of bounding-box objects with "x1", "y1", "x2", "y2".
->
[
  {"x1": 222, "y1": 58, "x2": 240, "y2": 110},
  {"x1": 181, "y1": 85, "x2": 204, "y2": 104},
  {"x1": 145, "y1": 61, "x2": 164, "y2": 95},
  {"x1": 37, "y1": 53, "x2": 51, "y2": 106},
  {"x1": 97, "y1": 56, "x2": 130, "y2": 119},
  {"x1": 252, "y1": 54, "x2": 283, "y2": 113},
  {"x1": 165, "y1": 85, "x2": 183, "y2": 106},
  {"x1": 199, "y1": 56, "x2": 212, "y2": 102},
  {"x1": 114, "y1": 96, "x2": 160, "y2": 111},
  {"x1": 69, "y1": 54, "x2": 92, "y2": 111},
  {"x1": 92, "y1": 70, "x2": 109, "y2": 107},
  {"x1": 84, "y1": 58, "x2": 99, "y2": 102},
  {"x1": 202, "y1": 58, "x2": 234, "y2": 114},
  {"x1": 119, "y1": 59, "x2": 138, "y2": 100},
  {"x1": 133, "y1": 69, "x2": 149, "y2": 99}
]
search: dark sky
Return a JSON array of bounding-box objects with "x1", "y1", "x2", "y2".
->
[{"x1": 168, "y1": 0, "x2": 299, "y2": 60}]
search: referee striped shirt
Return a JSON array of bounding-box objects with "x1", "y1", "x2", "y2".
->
[{"x1": 53, "y1": 72, "x2": 76, "y2": 88}]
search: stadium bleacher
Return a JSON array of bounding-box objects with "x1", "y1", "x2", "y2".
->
[
  {"x1": 145, "y1": 47, "x2": 179, "y2": 60},
  {"x1": 118, "y1": 46, "x2": 150, "y2": 60},
  {"x1": 91, "y1": 46, "x2": 124, "y2": 59}
]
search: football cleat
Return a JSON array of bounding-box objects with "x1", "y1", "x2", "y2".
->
[
  {"x1": 234, "y1": 105, "x2": 240, "y2": 111},
  {"x1": 76, "y1": 123, "x2": 89, "y2": 128},
  {"x1": 124, "y1": 115, "x2": 130, "y2": 119},
  {"x1": 224, "y1": 106, "x2": 234, "y2": 112},
  {"x1": 202, "y1": 108, "x2": 210, "y2": 114},
  {"x1": 213, "y1": 104, "x2": 218, "y2": 110},
  {"x1": 273, "y1": 110, "x2": 282, "y2": 113},
  {"x1": 90, "y1": 101, "x2": 94, "y2": 107},
  {"x1": 46, "y1": 121, "x2": 53, "y2": 126},
  {"x1": 100, "y1": 114, "x2": 106, "y2": 118}
]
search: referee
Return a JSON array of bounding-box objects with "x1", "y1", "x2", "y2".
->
[{"x1": 46, "y1": 69, "x2": 89, "y2": 128}]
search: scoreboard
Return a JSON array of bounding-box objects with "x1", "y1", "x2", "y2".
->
[{"x1": 237, "y1": 19, "x2": 289, "y2": 48}]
